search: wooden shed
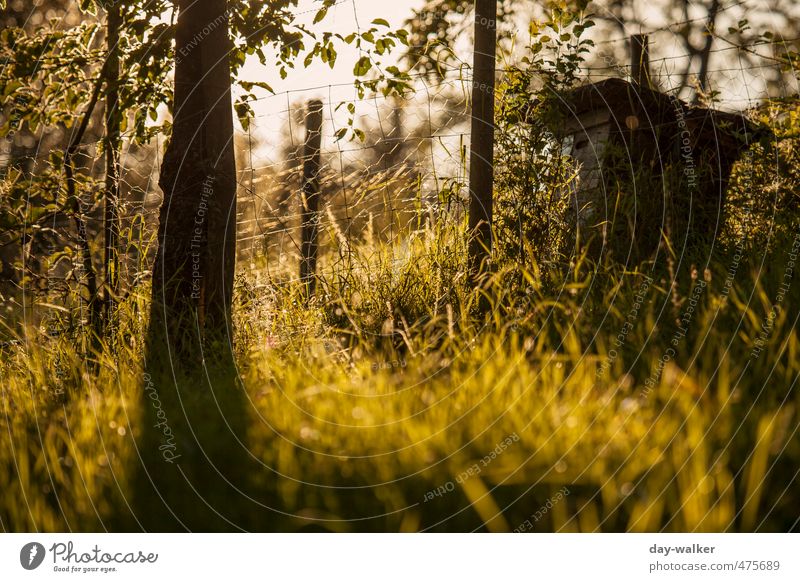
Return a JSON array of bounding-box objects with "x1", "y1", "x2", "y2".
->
[{"x1": 557, "y1": 36, "x2": 761, "y2": 260}]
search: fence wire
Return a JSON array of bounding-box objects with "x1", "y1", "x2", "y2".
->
[{"x1": 1, "y1": 25, "x2": 797, "y2": 300}]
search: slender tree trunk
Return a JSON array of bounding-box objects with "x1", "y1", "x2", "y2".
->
[
  {"x1": 63, "y1": 59, "x2": 110, "y2": 339},
  {"x1": 468, "y1": 0, "x2": 498, "y2": 280},
  {"x1": 695, "y1": 0, "x2": 720, "y2": 103},
  {"x1": 104, "y1": 4, "x2": 122, "y2": 335},
  {"x1": 152, "y1": 0, "x2": 237, "y2": 350}
]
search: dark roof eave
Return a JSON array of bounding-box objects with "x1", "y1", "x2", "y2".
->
[{"x1": 553, "y1": 78, "x2": 769, "y2": 147}]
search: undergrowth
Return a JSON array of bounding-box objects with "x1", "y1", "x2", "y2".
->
[{"x1": 1, "y1": 223, "x2": 798, "y2": 532}]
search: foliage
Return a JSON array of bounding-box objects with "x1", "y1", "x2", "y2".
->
[
  {"x1": 404, "y1": 0, "x2": 518, "y2": 79},
  {"x1": 405, "y1": 0, "x2": 800, "y2": 97},
  {"x1": 0, "y1": 1, "x2": 172, "y2": 142},
  {"x1": 493, "y1": 4, "x2": 594, "y2": 267},
  {"x1": 0, "y1": 0, "x2": 412, "y2": 329},
  {"x1": 725, "y1": 96, "x2": 800, "y2": 248}
]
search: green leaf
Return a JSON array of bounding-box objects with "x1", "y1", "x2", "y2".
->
[
  {"x1": 353, "y1": 56, "x2": 372, "y2": 77},
  {"x1": 326, "y1": 46, "x2": 337, "y2": 68},
  {"x1": 234, "y1": 100, "x2": 253, "y2": 131},
  {"x1": 240, "y1": 80, "x2": 275, "y2": 94},
  {"x1": 313, "y1": 7, "x2": 328, "y2": 24},
  {"x1": 80, "y1": 0, "x2": 96, "y2": 15}
]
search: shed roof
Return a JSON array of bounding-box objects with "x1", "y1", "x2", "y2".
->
[{"x1": 557, "y1": 78, "x2": 762, "y2": 156}]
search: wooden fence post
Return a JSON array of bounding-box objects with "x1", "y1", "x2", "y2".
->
[
  {"x1": 468, "y1": 0, "x2": 498, "y2": 280},
  {"x1": 300, "y1": 100, "x2": 324, "y2": 297}
]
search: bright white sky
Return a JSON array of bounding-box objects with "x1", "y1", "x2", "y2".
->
[
  {"x1": 242, "y1": 0, "x2": 424, "y2": 95},
  {"x1": 239, "y1": 0, "x2": 428, "y2": 160}
]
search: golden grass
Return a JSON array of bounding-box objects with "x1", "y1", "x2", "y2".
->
[{"x1": 1, "y1": 228, "x2": 798, "y2": 532}]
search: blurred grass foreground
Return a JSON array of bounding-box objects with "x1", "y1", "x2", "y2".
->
[{"x1": 1, "y1": 222, "x2": 798, "y2": 533}]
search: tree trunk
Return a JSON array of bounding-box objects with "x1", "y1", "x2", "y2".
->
[
  {"x1": 104, "y1": 3, "x2": 122, "y2": 336},
  {"x1": 63, "y1": 58, "x2": 110, "y2": 340},
  {"x1": 151, "y1": 0, "x2": 237, "y2": 349}
]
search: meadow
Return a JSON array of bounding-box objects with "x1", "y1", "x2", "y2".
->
[{"x1": 2, "y1": 215, "x2": 798, "y2": 532}]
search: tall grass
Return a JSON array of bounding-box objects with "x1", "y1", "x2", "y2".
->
[{"x1": 1, "y1": 222, "x2": 798, "y2": 532}]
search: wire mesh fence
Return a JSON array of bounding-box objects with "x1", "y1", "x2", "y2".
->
[
  {"x1": 1, "y1": 21, "x2": 797, "y2": 307},
  {"x1": 229, "y1": 74, "x2": 473, "y2": 287},
  {"x1": 222, "y1": 33, "x2": 794, "y2": 288}
]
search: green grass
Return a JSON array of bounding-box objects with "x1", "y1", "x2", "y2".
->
[{"x1": 1, "y1": 224, "x2": 798, "y2": 532}]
